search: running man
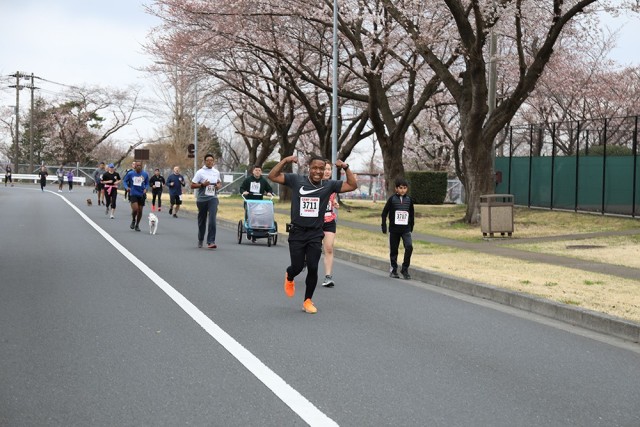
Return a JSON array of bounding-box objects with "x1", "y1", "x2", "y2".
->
[
  {"x1": 4, "y1": 165, "x2": 12, "y2": 187},
  {"x1": 56, "y1": 164, "x2": 65, "y2": 192},
  {"x1": 122, "y1": 161, "x2": 135, "y2": 201},
  {"x1": 149, "y1": 168, "x2": 166, "y2": 212},
  {"x1": 38, "y1": 166, "x2": 48, "y2": 192},
  {"x1": 124, "y1": 161, "x2": 149, "y2": 232},
  {"x1": 190, "y1": 153, "x2": 223, "y2": 248},
  {"x1": 93, "y1": 162, "x2": 106, "y2": 205},
  {"x1": 240, "y1": 165, "x2": 273, "y2": 199},
  {"x1": 166, "y1": 166, "x2": 185, "y2": 218},
  {"x1": 268, "y1": 154, "x2": 357, "y2": 314}
]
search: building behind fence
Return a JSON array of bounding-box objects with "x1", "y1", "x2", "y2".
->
[{"x1": 495, "y1": 115, "x2": 640, "y2": 217}]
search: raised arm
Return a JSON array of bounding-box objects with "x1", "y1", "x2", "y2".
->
[
  {"x1": 267, "y1": 155, "x2": 297, "y2": 185},
  {"x1": 335, "y1": 160, "x2": 357, "y2": 193}
]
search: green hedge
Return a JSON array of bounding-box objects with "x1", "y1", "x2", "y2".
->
[
  {"x1": 578, "y1": 145, "x2": 634, "y2": 156},
  {"x1": 404, "y1": 171, "x2": 448, "y2": 204}
]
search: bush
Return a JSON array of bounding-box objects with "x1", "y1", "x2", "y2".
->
[
  {"x1": 404, "y1": 171, "x2": 448, "y2": 204},
  {"x1": 578, "y1": 145, "x2": 634, "y2": 156}
]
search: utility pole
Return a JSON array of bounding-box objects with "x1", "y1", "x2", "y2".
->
[
  {"x1": 331, "y1": 0, "x2": 339, "y2": 179},
  {"x1": 29, "y1": 73, "x2": 37, "y2": 172},
  {"x1": 9, "y1": 71, "x2": 36, "y2": 173},
  {"x1": 487, "y1": 2, "x2": 498, "y2": 177},
  {"x1": 193, "y1": 81, "x2": 198, "y2": 173}
]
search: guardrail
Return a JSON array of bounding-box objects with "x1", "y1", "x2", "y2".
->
[{"x1": 9, "y1": 174, "x2": 87, "y2": 186}]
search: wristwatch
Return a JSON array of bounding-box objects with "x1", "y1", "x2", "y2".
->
[{"x1": 342, "y1": 163, "x2": 350, "y2": 170}]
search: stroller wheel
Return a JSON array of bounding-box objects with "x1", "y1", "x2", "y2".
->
[{"x1": 237, "y1": 220, "x2": 243, "y2": 244}]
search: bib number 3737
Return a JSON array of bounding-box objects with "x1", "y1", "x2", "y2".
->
[{"x1": 300, "y1": 197, "x2": 320, "y2": 217}]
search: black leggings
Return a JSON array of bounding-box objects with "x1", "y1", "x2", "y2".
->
[
  {"x1": 287, "y1": 230, "x2": 323, "y2": 300},
  {"x1": 104, "y1": 188, "x2": 117, "y2": 209},
  {"x1": 152, "y1": 189, "x2": 163, "y2": 207}
]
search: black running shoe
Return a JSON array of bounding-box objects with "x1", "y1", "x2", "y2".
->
[
  {"x1": 135, "y1": 225, "x2": 141, "y2": 232},
  {"x1": 401, "y1": 271, "x2": 411, "y2": 280},
  {"x1": 389, "y1": 270, "x2": 400, "y2": 279},
  {"x1": 130, "y1": 220, "x2": 135, "y2": 229}
]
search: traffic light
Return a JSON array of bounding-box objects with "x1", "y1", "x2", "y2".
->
[{"x1": 187, "y1": 143, "x2": 195, "y2": 158}]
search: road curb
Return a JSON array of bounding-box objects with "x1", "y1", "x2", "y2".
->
[
  {"x1": 334, "y1": 248, "x2": 640, "y2": 343},
  {"x1": 219, "y1": 218, "x2": 640, "y2": 343}
]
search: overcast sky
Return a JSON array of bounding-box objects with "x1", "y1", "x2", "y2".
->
[{"x1": 1, "y1": 1, "x2": 639, "y2": 147}]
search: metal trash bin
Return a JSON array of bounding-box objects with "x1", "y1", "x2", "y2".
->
[{"x1": 480, "y1": 194, "x2": 514, "y2": 237}]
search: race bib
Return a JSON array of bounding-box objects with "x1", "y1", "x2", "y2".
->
[
  {"x1": 395, "y1": 210, "x2": 409, "y2": 225},
  {"x1": 205, "y1": 184, "x2": 217, "y2": 196},
  {"x1": 300, "y1": 197, "x2": 320, "y2": 217},
  {"x1": 250, "y1": 182, "x2": 261, "y2": 194},
  {"x1": 154, "y1": 181, "x2": 161, "y2": 188},
  {"x1": 324, "y1": 201, "x2": 333, "y2": 217},
  {"x1": 133, "y1": 176, "x2": 143, "y2": 187}
]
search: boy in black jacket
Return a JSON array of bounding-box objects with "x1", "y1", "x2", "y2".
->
[{"x1": 381, "y1": 178, "x2": 415, "y2": 279}]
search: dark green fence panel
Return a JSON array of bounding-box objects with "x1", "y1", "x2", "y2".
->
[
  {"x1": 576, "y1": 156, "x2": 602, "y2": 212},
  {"x1": 496, "y1": 157, "x2": 529, "y2": 205},
  {"x1": 605, "y1": 157, "x2": 635, "y2": 215},
  {"x1": 530, "y1": 157, "x2": 552, "y2": 208},
  {"x1": 552, "y1": 157, "x2": 577, "y2": 210},
  {"x1": 636, "y1": 157, "x2": 640, "y2": 216}
]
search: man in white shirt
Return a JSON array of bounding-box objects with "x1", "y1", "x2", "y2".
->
[{"x1": 190, "y1": 153, "x2": 223, "y2": 249}]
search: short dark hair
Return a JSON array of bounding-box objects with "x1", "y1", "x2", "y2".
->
[
  {"x1": 395, "y1": 177, "x2": 408, "y2": 188},
  {"x1": 252, "y1": 164, "x2": 262, "y2": 170},
  {"x1": 204, "y1": 153, "x2": 214, "y2": 161},
  {"x1": 308, "y1": 154, "x2": 326, "y2": 165}
]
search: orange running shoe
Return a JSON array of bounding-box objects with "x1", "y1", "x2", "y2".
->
[
  {"x1": 284, "y1": 273, "x2": 295, "y2": 298},
  {"x1": 302, "y1": 299, "x2": 317, "y2": 314}
]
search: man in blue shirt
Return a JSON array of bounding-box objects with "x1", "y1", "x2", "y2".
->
[
  {"x1": 124, "y1": 161, "x2": 150, "y2": 232},
  {"x1": 166, "y1": 166, "x2": 185, "y2": 218},
  {"x1": 268, "y1": 154, "x2": 357, "y2": 314}
]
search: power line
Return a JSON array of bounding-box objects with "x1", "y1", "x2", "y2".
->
[{"x1": 33, "y1": 76, "x2": 82, "y2": 90}]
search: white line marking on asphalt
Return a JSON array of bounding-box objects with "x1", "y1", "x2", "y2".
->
[{"x1": 53, "y1": 192, "x2": 338, "y2": 427}]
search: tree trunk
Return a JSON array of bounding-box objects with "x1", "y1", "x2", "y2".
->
[
  {"x1": 379, "y1": 134, "x2": 406, "y2": 197},
  {"x1": 462, "y1": 136, "x2": 494, "y2": 223}
]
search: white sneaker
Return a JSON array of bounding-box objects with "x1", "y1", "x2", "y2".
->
[{"x1": 322, "y1": 275, "x2": 335, "y2": 288}]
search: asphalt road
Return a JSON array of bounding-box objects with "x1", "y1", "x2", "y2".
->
[{"x1": 1, "y1": 185, "x2": 640, "y2": 427}]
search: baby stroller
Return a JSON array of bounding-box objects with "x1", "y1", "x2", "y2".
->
[{"x1": 237, "y1": 195, "x2": 278, "y2": 246}]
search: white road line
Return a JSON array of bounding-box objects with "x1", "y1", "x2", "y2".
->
[{"x1": 53, "y1": 192, "x2": 338, "y2": 427}]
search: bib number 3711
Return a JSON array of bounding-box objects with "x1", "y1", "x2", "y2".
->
[{"x1": 300, "y1": 197, "x2": 320, "y2": 217}]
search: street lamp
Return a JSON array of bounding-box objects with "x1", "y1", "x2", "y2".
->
[
  {"x1": 331, "y1": 0, "x2": 339, "y2": 179},
  {"x1": 193, "y1": 81, "x2": 198, "y2": 173}
]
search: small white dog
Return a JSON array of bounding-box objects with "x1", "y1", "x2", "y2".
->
[{"x1": 148, "y1": 213, "x2": 158, "y2": 235}]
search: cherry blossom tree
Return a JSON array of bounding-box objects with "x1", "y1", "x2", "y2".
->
[
  {"x1": 382, "y1": 0, "x2": 640, "y2": 222},
  {"x1": 512, "y1": 27, "x2": 640, "y2": 155},
  {"x1": 43, "y1": 86, "x2": 140, "y2": 164}
]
